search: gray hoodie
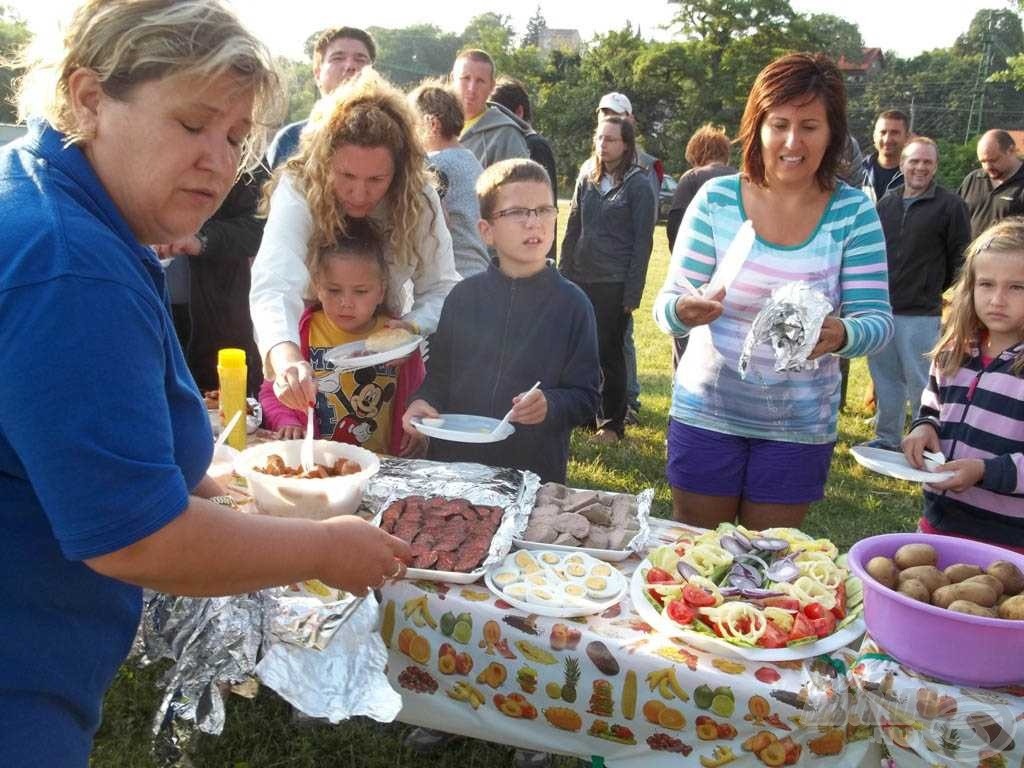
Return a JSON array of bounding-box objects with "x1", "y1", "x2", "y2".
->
[{"x1": 460, "y1": 105, "x2": 530, "y2": 168}]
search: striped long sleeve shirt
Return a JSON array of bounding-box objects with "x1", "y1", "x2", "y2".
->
[
  {"x1": 914, "y1": 342, "x2": 1024, "y2": 548},
  {"x1": 653, "y1": 175, "x2": 893, "y2": 444}
]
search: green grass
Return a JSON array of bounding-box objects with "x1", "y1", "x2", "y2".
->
[{"x1": 91, "y1": 211, "x2": 922, "y2": 766}]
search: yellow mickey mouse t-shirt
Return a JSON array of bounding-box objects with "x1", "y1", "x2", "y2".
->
[{"x1": 306, "y1": 312, "x2": 398, "y2": 454}]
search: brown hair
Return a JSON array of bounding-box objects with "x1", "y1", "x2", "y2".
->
[
  {"x1": 408, "y1": 80, "x2": 464, "y2": 140},
  {"x1": 310, "y1": 218, "x2": 388, "y2": 287},
  {"x1": 490, "y1": 77, "x2": 531, "y2": 122},
  {"x1": 877, "y1": 109, "x2": 910, "y2": 132},
  {"x1": 312, "y1": 26, "x2": 376, "y2": 69},
  {"x1": 932, "y1": 218, "x2": 1024, "y2": 376},
  {"x1": 453, "y1": 48, "x2": 495, "y2": 79},
  {"x1": 476, "y1": 159, "x2": 552, "y2": 220},
  {"x1": 685, "y1": 123, "x2": 732, "y2": 167},
  {"x1": 737, "y1": 53, "x2": 847, "y2": 191},
  {"x1": 589, "y1": 115, "x2": 637, "y2": 186},
  {"x1": 268, "y1": 70, "x2": 433, "y2": 273}
]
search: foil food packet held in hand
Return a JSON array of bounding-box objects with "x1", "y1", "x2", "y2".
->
[{"x1": 738, "y1": 281, "x2": 834, "y2": 379}]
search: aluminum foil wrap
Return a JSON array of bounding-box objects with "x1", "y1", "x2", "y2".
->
[
  {"x1": 137, "y1": 457, "x2": 537, "y2": 743},
  {"x1": 738, "y1": 281, "x2": 834, "y2": 379}
]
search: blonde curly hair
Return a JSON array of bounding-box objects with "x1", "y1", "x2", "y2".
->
[{"x1": 269, "y1": 70, "x2": 435, "y2": 273}]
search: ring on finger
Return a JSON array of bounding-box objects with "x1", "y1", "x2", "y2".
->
[
  {"x1": 374, "y1": 575, "x2": 387, "y2": 589},
  {"x1": 388, "y1": 560, "x2": 404, "y2": 580}
]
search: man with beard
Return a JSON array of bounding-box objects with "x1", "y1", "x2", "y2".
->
[{"x1": 959, "y1": 129, "x2": 1024, "y2": 238}]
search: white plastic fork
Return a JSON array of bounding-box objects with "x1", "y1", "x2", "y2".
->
[{"x1": 300, "y1": 406, "x2": 316, "y2": 473}]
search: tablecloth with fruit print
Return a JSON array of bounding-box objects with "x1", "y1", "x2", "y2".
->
[
  {"x1": 380, "y1": 519, "x2": 884, "y2": 767},
  {"x1": 849, "y1": 637, "x2": 1024, "y2": 768}
]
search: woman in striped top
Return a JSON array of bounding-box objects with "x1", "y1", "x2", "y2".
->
[
  {"x1": 654, "y1": 53, "x2": 893, "y2": 530},
  {"x1": 903, "y1": 219, "x2": 1024, "y2": 553}
]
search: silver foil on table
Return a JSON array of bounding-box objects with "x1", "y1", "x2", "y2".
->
[
  {"x1": 628, "y1": 488, "x2": 656, "y2": 555},
  {"x1": 738, "y1": 281, "x2": 834, "y2": 379},
  {"x1": 136, "y1": 457, "x2": 535, "y2": 743}
]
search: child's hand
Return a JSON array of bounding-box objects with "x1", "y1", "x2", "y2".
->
[
  {"x1": 927, "y1": 458, "x2": 985, "y2": 492},
  {"x1": 402, "y1": 399, "x2": 439, "y2": 436},
  {"x1": 902, "y1": 423, "x2": 941, "y2": 469},
  {"x1": 509, "y1": 388, "x2": 547, "y2": 425},
  {"x1": 399, "y1": 430, "x2": 429, "y2": 459},
  {"x1": 272, "y1": 359, "x2": 316, "y2": 411},
  {"x1": 277, "y1": 425, "x2": 305, "y2": 440}
]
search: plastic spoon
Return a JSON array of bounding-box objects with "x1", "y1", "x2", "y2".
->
[
  {"x1": 494, "y1": 381, "x2": 541, "y2": 435},
  {"x1": 300, "y1": 407, "x2": 316, "y2": 473},
  {"x1": 706, "y1": 220, "x2": 756, "y2": 296},
  {"x1": 213, "y1": 409, "x2": 242, "y2": 451},
  {"x1": 923, "y1": 450, "x2": 947, "y2": 470}
]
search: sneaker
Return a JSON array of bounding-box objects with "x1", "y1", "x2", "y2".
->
[
  {"x1": 624, "y1": 406, "x2": 640, "y2": 426},
  {"x1": 513, "y1": 749, "x2": 553, "y2": 768},
  {"x1": 861, "y1": 438, "x2": 900, "y2": 452},
  {"x1": 404, "y1": 727, "x2": 459, "y2": 753}
]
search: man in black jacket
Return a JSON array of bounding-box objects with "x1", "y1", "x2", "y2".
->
[
  {"x1": 959, "y1": 129, "x2": 1024, "y2": 238},
  {"x1": 865, "y1": 137, "x2": 970, "y2": 450}
]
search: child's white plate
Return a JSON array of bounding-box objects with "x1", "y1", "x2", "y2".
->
[
  {"x1": 323, "y1": 336, "x2": 422, "y2": 372},
  {"x1": 850, "y1": 445, "x2": 955, "y2": 484},
  {"x1": 412, "y1": 414, "x2": 515, "y2": 443}
]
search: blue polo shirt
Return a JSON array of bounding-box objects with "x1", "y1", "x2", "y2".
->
[{"x1": 0, "y1": 121, "x2": 212, "y2": 765}]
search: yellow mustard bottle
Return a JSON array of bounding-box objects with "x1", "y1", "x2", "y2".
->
[{"x1": 217, "y1": 348, "x2": 247, "y2": 451}]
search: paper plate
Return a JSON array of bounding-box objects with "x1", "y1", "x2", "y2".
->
[
  {"x1": 850, "y1": 445, "x2": 954, "y2": 484},
  {"x1": 412, "y1": 414, "x2": 515, "y2": 444},
  {"x1": 323, "y1": 335, "x2": 422, "y2": 372}
]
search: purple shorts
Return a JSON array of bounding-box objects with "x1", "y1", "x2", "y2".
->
[{"x1": 666, "y1": 420, "x2": 835, "y2": 504}]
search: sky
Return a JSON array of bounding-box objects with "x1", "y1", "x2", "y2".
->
[{"x1": 4, "y1": 0, "x2": 1011, "y2": 61}]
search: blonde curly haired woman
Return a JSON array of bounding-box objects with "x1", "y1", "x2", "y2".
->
[
  {"x1": 0, "y1": 2, "x2": 411, "y2": 762},
  {"x1": 252, "y1": 71, "x2": 459, "y2": 410}
]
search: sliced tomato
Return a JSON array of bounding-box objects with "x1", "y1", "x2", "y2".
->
[
  {"x1": 757, "y1": 619, "x2": 790, "y2": 649},
  {"x1": 646, "y1": 567, "x2": 676, "y2": 584},
  {"x1": 682, "y1": 584, "x2": 716, "y2": 608},
  {"x1": 787, "y1": 612, "x2": 816, "y2": 642},
  {"x1": 810, "y1": 611, "x2": 837, "y2": 639},
  {"x1": 832, "y1": 582, "x2": 847, "y2": 620},
  {"x1": 760, "y1": 596, "x2": 801, "y2": 612},
  {"x1": 647, "y1": 588, "x2": 667, "y2": 606},
  {"x1": 802, "y1": 602, "x2": 827, "y2": 621},
  {"x1": 665, "y1": 598, "x2": 696, "y2": 626}
]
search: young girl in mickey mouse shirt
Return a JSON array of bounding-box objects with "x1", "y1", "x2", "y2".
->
[{"x1": 259, "y1": 225, "x2": 427, "y2": 456}]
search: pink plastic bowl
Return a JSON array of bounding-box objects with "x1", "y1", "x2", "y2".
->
[{"x1": 848, "y1": 533, "x2": 1024, "y2": 687}]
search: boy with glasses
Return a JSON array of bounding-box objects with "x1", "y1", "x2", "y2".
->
[{"x1": 402, "y1": 159, "x2": 600, "y2": 485}]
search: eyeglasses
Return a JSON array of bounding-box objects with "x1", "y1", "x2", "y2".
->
[{"x1": 492, "y1": 206, "x2": 558, "y2": 224}]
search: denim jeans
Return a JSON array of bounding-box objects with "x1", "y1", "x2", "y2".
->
[{"x1": 866, "y1": 314, "x2": 940, "y2": 447}]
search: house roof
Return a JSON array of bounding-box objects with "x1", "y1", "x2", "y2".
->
[{"x1": 837, "y1": 48, "x2": 884, "y2": 72}]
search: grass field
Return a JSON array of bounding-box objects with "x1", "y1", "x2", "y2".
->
[{"x1": 91, "y1": 211, "x2": 923, "y2": 767}]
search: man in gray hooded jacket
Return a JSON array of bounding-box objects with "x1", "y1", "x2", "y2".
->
[{"x1": 451, "y1": 49, "x2": 529, "y2": 168}]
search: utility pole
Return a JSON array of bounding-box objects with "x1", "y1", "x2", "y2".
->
[{"x1": 965, "y1": 17, "x2": 995, "y2": 142}]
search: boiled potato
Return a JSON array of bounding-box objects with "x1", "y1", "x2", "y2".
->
[
  {"x1": 997, "y1": 594, "x2": 1024, "y2": 620},
  {"x1": 964, "y1": 574, "x2": 1004, "y2": 599},
  {"x1": 944, "y1": 563, "x2": 983, "y2": 583},
  {"x1": 897, "y1": 565, "x2": 949, "y2": 595},
  {"x1": 986, "y1": 561, "x2": 1024, "y2": 596},
  {"x1": 894, "y1": 543, "x2": 937, "y2": 570},
  {"x1": 866, "y1": 556, "x2": 899, "y2": 589},
  {"x1": 948, "y1": 600, "x2": 998, "y2": 618},
  {"x1": 898, "y1": 578, "x2": 931, "y2": 603},
  {"x1": 933, "y1": 581, "x2": 998, "y2": 609}
]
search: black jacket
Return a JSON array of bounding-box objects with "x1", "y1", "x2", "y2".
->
[
  {"x1": 958, "y1": 162, "x2": 1024, "y2": 239},
  {"x1": 876, "y1": 182, "x2": 970, "y2": 315},
  {"x1": 184, "y1": 169, "x2": 267, "y2": 393},
  {"x1": 417, "y1": 262, "x2": 600, "y2": 483}
]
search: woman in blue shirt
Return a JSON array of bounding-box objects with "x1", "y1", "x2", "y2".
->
[{"x1": 0, "y1": 2, "x2": 410, "y2": 764}]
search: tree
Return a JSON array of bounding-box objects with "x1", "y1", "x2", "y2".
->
[
  {"x1": 791, "y1": 13, "x2": 864, "y2": 63},
  {"x1": 462, "y1": 12, "x2": 515, "y2": 58},
  {"x1": 523, "y1": 5, "x2": 547, "y2": 49},
  {"x1": 0, "y1": 4, "x2": 31, "y2": 123},
  {"x1": 369, "y1": 24, "x2": 462, "y2": 87},
  {"x1": 955, "y1": 9, "x2": 1024, "y2": 71}
]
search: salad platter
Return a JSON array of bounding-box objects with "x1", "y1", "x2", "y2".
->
[{"x1": 631, "y1": 524, "x2": 864, "y2": 661}]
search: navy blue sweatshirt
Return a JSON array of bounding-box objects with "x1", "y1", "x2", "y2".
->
[{"x1": 416, "y1": 261, "x2": 600, "y2": 482}]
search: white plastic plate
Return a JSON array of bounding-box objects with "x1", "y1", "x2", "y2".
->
[
  {"x1": 629, "y1": 559, "x2": 865, "y2": 661},
  {"x1": 850, "y1": 445, "x2": 954, "y2": 484},
  {"x1": 484, "y1": 551, "x2": 626, "y2": 618},
  {"x1": 411, "y1": 414, "x2": 515, "y2": 444},
  {"x1": 323, "y1": 336, "x2": 422, "y2": 372}
]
